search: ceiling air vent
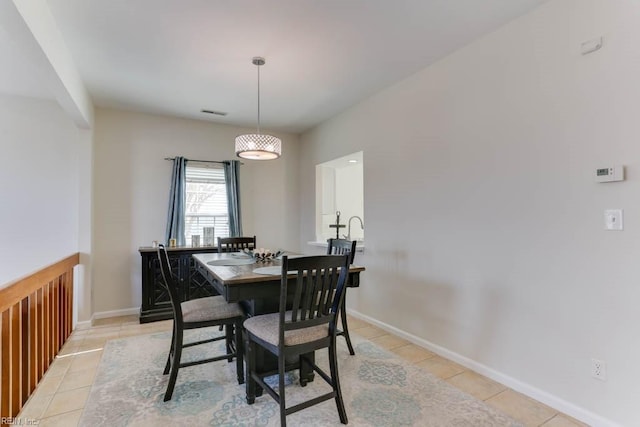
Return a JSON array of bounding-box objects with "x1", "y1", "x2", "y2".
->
[{"x1": 201, "y1": 109, "x2": 227, "y2": 116}]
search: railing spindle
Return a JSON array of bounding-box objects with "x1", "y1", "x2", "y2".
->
[
  {"x1": 36, "y1": 287, "x2": 43, "y2": 382},
  {"x1": 11, "y1": 302, "x2": 21, "y2": 416},
  {"x1": 1, "y1": 310, "x2": 10, "y2": 419},
  {"x1": 29, "y1": 292, "x2": 37, "y2": 395},
  {"x1": 21, "y1": 298, "x2": 29, "y2": 405}
]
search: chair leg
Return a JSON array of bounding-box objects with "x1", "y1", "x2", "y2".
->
[
  {"x1": 163, "y1": 323, "x2": 176, "y2": 375},
  {"x1": 246, "y1": 338, "x2": 257, "y2": 404},
  {"x1": 329, "y1": 338, "x2": 348, "y2": 424},
  {"x1": 279, "y1": 349, "x2": 287, "y2": 427},
  {"x1": 235, "y1": 319, "x2": 244, "y2": 384},
  {"x1": 341, "y1": 301, "x2": 355, "y2": 356},
  {"x1": 226, "y1": 324, "x2": 233, "y2": 362},
  {"x1": 299, "y1": 355, "x2": 307, "y2": 387},
  {"x1": 164, "y1": 328, "x2": 183, "y2": 402}
]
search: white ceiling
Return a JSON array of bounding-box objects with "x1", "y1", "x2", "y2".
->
[{"x1": 5, "y1": 0, "x2": 549, "y2": 134}]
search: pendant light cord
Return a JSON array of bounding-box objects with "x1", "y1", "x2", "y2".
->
[{"x1": 256, "y1": 62, "x2": 261, "y2": 135}]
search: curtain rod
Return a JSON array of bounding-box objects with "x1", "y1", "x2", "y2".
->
[{"x1": 164, "y1": 157, "x2": 243, "y2": 165}]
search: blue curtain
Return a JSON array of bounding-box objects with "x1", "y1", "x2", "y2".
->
[
  {"x1": 165, "y1": 156, "x2": 187, "y2": 245},
  {"x1": 224, "y1": 160, "x2": 242, "y2": 236}
]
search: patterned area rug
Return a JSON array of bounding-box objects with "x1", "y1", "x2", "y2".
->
[{"x1": 80, "y1": 330, "x2": 522, "y2": 426}]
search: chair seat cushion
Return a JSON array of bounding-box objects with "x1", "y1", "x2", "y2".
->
[
  {"x1": 181, "y1": 296, "x2": 244, "y2": 323},
  {"x1": 243, "y1": 311, "x2": 329, "y2": 347}
]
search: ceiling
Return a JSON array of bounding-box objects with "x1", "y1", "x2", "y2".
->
[{"x1": 5, "y1": 0, "x2": 549, "y2": 134}]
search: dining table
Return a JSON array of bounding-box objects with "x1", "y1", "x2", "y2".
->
[
  {"x1": 192, "y1": 251, "x2": 365, "y2": 315},
  {"x1": 192, "y1": 251, "x2": 365, "y2": 390}
]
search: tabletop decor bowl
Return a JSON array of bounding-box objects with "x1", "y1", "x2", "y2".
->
[{"x1": 243, "y1": 248, "x2": 283, "y2": 262}]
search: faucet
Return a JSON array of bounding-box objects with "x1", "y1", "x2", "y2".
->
[{"x1": 344, "y1": 216, "x2": 364, "y2": 241}]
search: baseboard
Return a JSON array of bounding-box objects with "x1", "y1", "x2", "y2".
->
[
  {"x1": 92, "y1": 307, "x2": 139, "y2": 321},
  {"x1": 346, "y1": 309, "x2": 620, "y2": 427},
  {"x1": 74, "y1": 320, "x2": 92, "y2": 330}
]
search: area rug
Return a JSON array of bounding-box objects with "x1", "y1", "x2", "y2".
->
[{"x1": 79, "y1": 330, "x2": 522, "y2": 426}]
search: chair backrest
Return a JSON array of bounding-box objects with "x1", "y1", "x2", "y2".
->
[
  {"x1": 279, "y1": 255, "x2": 350, "y2": 345},
  {"x1": 157, "y1": 244, "x2": 182, "y2": 320},
  {"x1": 217, "y1": 236, "x2": 256, "y2": 253},
  {"x1": 327, "y1": 238, "x2": 357, "y2": 265}
]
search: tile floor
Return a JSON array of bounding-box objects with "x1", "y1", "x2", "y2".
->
[{"x1": 17, "y1": 315, "x2": 588, "y2": 427}]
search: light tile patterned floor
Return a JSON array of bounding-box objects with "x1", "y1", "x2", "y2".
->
[{"x1": 17, "y1": 315, "x2": 588, "y2": 427}]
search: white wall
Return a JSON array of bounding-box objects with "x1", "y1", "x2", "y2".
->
[
  {"x1": 0, "y1": 94, "x2": 82, "y2": 286},
  {"x1": 92, "y1": 108, "x2": 300, "y2": 314},
  {"x1": 335, "y1": 164, "x2": 364, "y2": 240},
  {"x1": 299, "y1": 0, "x2": 640, "y2": 425}
]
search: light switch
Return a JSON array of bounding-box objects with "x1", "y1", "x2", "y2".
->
[{"x1": 604, "y1": 209, "x2": 623, "y2": 231}]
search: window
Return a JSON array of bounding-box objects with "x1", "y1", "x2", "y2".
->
[{"x1": 185, "y1": 163, "x2": 229, "y2": 245}]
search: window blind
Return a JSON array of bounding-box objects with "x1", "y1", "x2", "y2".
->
[{"x1": 185, "y1": 164, "x2": 229, "y2": 245}]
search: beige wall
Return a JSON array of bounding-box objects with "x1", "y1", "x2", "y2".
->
[
  {"x1": 299, "y1": 0, "x2": 640, "y2": 425},
  {"x1": 92, "y1": 108, "x2": 300, "y2": 316}
]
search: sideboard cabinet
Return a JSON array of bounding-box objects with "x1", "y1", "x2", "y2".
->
[{"x1": 139, "y1": 246, "x2": 219, "y2": 323}]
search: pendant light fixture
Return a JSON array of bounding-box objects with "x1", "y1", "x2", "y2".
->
[{"x1": 235, "y1": 57, "x2": 282, "y2": 160}]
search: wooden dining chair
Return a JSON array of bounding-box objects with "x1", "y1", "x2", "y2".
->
[
  {"x1": 157, "y1": 244, "x2": 245, "y2": 401},
  {"x1": 217, "y1": 236, "x2": 256, "y2": 252},
  {"x1": 327, "y1": 238, "x2": 357, "y2": 355},
  {"x1": 243, "y1": 254, "x2": 351, "y2": 426}
]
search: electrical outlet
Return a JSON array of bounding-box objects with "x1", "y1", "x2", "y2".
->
[{"x1": 592, "y1": 358, "x2": 606, "y2": 381}]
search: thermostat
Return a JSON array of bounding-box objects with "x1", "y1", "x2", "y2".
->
[{"x1": 595, "y1": 165, "x2": 624, "y2": 183}]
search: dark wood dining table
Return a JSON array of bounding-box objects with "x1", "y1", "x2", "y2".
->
[
  {"x1": 192, "y1": 252, "x2": 365, "y2": 389},
  {"x1": 192, "y1": 252, "x2": 365, "y2": 316}
]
